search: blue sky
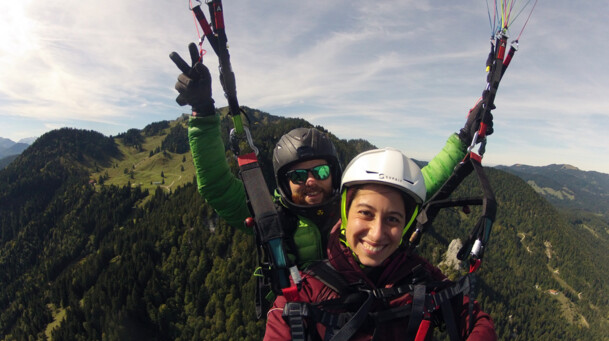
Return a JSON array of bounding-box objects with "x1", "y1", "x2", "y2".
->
[{"x1": 1, "y1": 1, "x2": 608, "y2": 173}]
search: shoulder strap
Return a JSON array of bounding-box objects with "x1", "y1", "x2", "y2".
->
[
  {"x1": 306, "y1": 260, "x2": 351, "y2": 293},
  {"x1": 433, "y1": 274, "x2": 477, "y2": 341},
  {"x1": 406, "y1": 284, "x2": 427, "y2": 340}
]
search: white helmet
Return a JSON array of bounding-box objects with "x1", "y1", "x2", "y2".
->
[{"x1": 340, "y1": 147, "x2": 426, "y2": 204}]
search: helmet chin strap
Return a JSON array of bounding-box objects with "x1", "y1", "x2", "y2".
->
[{"x1": 400, "y1": 205, "x2": 420, "y2": 244}]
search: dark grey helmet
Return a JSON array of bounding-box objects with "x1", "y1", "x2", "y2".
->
[{"x1": 272, "y1": 128, "x2": 342, "y2": 203}]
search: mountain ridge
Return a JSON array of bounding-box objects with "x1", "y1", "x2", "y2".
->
[
  {"x1": 496, "y1": 163, "x2": 609, "y2": 218},
  {"x1": 0, "y1": 136, "x2": 36, "y2": 169}
]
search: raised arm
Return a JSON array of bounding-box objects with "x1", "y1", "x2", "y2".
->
[
  {"x1": 171, "y1": 43, "x2": 251, "y2": 231},
  {"x1": 422, "y1": 100, "x2": 494, "y2": 198}
]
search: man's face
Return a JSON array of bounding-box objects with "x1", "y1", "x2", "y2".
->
[{"x1": 286, "y1": 159, "x2": 333, "y2": 205}]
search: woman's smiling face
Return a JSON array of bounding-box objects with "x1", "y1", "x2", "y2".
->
[{"x1": 345, "y1": 184, "x2": 407, "y2": 267}]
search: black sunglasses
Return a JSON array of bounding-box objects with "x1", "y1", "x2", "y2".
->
[{"x1": 286, "y1": 164, "x2": 331, "y2": 184}]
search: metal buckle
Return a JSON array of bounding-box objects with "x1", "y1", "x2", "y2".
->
[{"x1": 229, "y1": 126, "x2": 259, "y2": 156}]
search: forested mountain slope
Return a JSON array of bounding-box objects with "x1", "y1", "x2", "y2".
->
[
  {"x1": 1, "y1": 108, "x2": 608, "y2": 340},
  {"x1": 0, "y1": 155, "x2": 19, "y2": 170},
  {"x1": 417, "y1": 168, "x2": 609, "y2": 340}
]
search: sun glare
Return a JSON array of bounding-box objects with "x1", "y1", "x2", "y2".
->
[{"x1": 0, "y1": 2, "x2": 38, "y2": 59}]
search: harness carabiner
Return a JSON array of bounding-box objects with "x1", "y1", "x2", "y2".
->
[
  {"x1": 229, "y1": 125, "x2": 259, "y2": 156},
  {"x1": 467, "y1": 133, "x2": 487, "y2": 162}
]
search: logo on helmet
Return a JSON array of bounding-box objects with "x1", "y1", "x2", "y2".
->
[{"x1": 378, "y1": 173, "x2": 415, "y2": 185}]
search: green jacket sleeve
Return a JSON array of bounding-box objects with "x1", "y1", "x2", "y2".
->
[
  {"x1": 188, "y1": 114, "x2": 251, "y2": 231},
  {"x1": 421, "y1": 133, "x2": 467, "y2": 200}
]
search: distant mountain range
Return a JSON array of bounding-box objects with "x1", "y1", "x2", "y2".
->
[
  {"x1": 496, "y1": 164, "x2": 609, "y2": 217},
  {"x1": 0, "y1": 137, "x2": 36, "y2": 169},
  {"x1": 3, "y1": 133, "x2": 608, "y2": 217}
]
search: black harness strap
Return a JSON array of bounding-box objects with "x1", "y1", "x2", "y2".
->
[
  {"x1": 436, "y1": 275, "x2": 475, "y2": 341},
  {"x1": 410, "y1": 155, "x2": 496, "y2": 275},
  {"x1": 284, "y1": 279, "x2": 473, "y2": 341},
  {"x1": 467, "y1": 274, "x2": 477, "y2": 335},
  {"x1": 285, "y1": 302, "x2": 308, "y2": 341},
  {"x1": 370, "y1": 304, "x2": 413, "y2": 323},
  {"x1": 255, "y1": 270, "x2": 269, "y2": 318},
  {"x1": 327, "y1": 292, "x2": 374, "y2": 341},
  {"x1": 283, "y1": 298, "x2": 365, "y2": 341},
  {"x1": 239, "y1": 157, "x2": 292, "y2": 292},
  {"x1": 405, "y1": 284, "x2": 427, "y2": 340},
  {"x1": 456, "y1": 159, "x2": 497, "y2": 265},
  {"x1": 307, "y1": 260, "x2": 350, "y2": 293},
  {"x1": 440, "y1": 297, "x2": 461, "y2": 341}
]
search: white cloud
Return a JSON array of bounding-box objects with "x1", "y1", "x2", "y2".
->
[{"x1": 0, "y1": 0, "x2": 608, "y2": 172}]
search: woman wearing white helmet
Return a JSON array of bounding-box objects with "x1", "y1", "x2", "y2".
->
[
  {"x1": 265, "y1": 148, "x2": 496, "y2": 341},
  {"x1": 338, "y1": 147, "x2": 427, "y2": 268}
]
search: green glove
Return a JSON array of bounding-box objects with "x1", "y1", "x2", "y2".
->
[{"x1": 170, "y1": 43, "x2": 215, "y2": 116}]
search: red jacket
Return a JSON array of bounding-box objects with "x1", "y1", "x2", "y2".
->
[{"x1": 265, "y1": 222, "x2": 497, "y2": 340}]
